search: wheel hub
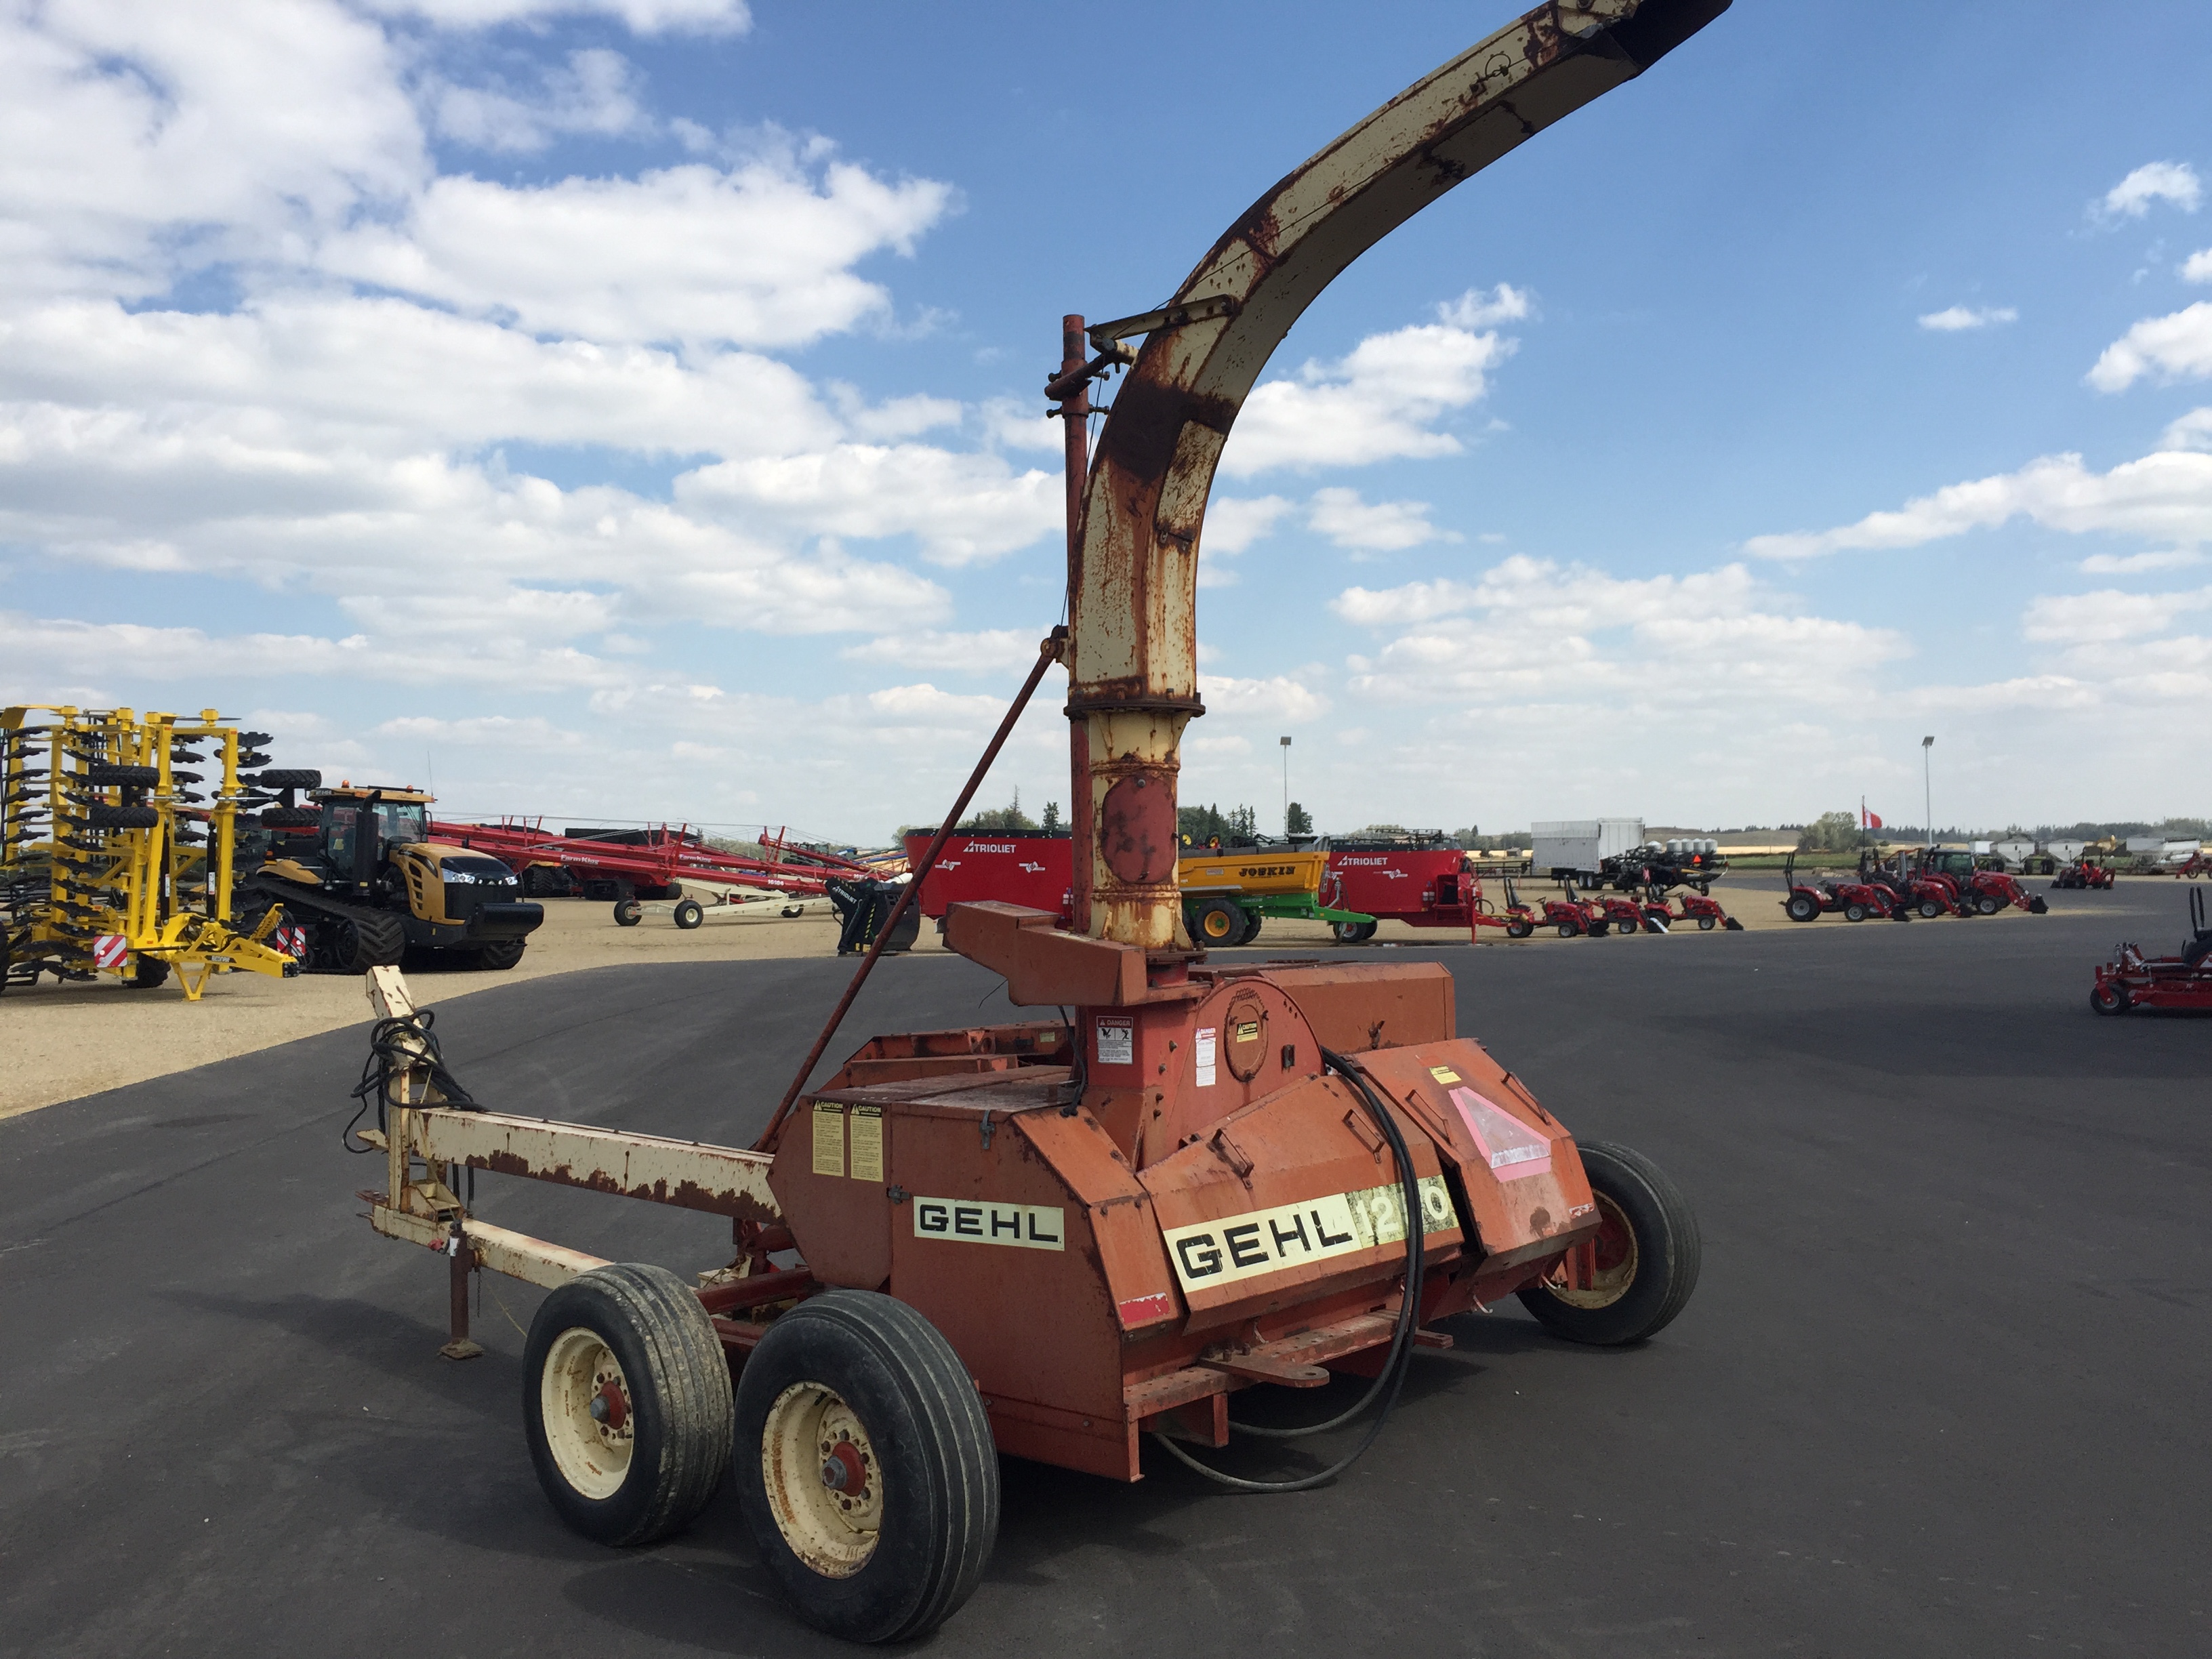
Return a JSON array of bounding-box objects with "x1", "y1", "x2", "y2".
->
[
  {"x1": 541, "y1": 1327, "x2": 635, "y2": 1500},
  {"x1": 762, "y1": 1382, "x2": 882, "y2": 1578}
]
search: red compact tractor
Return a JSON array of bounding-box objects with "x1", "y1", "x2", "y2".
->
[
  {"x1": 2091, "y1": 887, "x2": 2212, "y2": 1014},
  {"x1": 340, "y1": 7, "x2": 1727, "y2": 1644},
  {"x1": 1660, "y1": 888, "x2": 1744, "y2": 931},
  {"x1": 2051, "y1": 859, "x2": 2116, "y2": 891},
  {"x1": 1781, "y1": 853, "x2": 1908, "y2": 923},
  {"x1": 1911, "y1": 848, "x2": 2049, "y2": 916},
  {"x1": 1860, "y1": 852, "x2": 1965, "y2": 919}
]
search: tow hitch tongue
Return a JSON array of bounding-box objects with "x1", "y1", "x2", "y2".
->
[{"x1": 352, "y1": 0, "x2": 1725, "y2": 1643}]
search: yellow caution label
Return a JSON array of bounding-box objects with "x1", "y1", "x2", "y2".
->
[
  {"x1": 811, "y1": 1103, "x2": 844, "y2": 1177},
  {"x1": 849, "y1": 1105, "x2": 884, "y2": 1183},
  {"x1": 1429, "y1": 1065, "x2": 1462, "y2": 1084}
]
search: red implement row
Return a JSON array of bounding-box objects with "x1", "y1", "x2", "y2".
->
[{"x1": 431, "y1": 819, "x2": 874, "y2": 905}]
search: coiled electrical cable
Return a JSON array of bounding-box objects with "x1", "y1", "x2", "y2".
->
[
  {"x1": 344, "y1": 1008, "x2": 480, "y2": 1153},
  {"x1": 1149, "y1": 1048, "x2": 1428, "y2": 1492}
]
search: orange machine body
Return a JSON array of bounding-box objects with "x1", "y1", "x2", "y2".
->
[{"x1": 769, "y1": 907, "x2": 1600, "y2": 1481}]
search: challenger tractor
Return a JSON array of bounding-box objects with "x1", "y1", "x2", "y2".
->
[{"x1": 243, "y1": 782, "x2": 544, "y2": 972}]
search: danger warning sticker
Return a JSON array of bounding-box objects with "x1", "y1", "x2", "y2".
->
[
  {"x1": 1161, "y1": 1175, "x2": 1453, "y2": 1293},
  {"x1": 1094, "y1": 1017, "x2": 1134, "y2": 1067}
]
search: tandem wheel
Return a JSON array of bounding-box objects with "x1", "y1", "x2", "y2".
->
[
  {"x1": 735, "y1": 1290, "x2": 999, "y2": 1645},
  {"x1": 523, "y1": 1263, "x2": 733, "y2": 1549}
]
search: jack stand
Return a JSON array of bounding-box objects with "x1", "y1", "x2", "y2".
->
[{"x1": 440, "y1": 1223, "x2": 484, "y2": 1361}]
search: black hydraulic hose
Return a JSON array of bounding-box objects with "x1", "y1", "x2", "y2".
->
[{"x1": 1149, "y1": 1049, "x2": 1427, "y2": 1492}]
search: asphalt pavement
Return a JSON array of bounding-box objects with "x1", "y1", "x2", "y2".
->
[{"x1": 2, "y1": 880, "x2": 2206, "y2": 1658}]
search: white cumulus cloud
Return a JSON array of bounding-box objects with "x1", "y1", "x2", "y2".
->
[
  {"x1": 1919, "y1": 306, "x2": 2018, "y2": 331},
  {"x1": 2097, "y1": 161, "x2": 2202, "y2": 220},
  {"x1": 2087, "y1": 302, "x2": 2212, "y2": 391},
  {"x1": 1307, "y1": 488, "x2": 1457, "y2": 553},
  {"x1": 363, "y1": 0, "x2": 751, "y2": 33}
]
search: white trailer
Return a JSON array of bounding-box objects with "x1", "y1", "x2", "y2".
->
[{"x1": 1531, "y1": 818, "x2": 1645, "y2": 887}]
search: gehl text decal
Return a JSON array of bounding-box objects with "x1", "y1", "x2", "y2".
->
[
  {"x1": 1162, "y1": 1176, "x2": 1453, "y2": 1292},
  {"x1": 912, "y1": 1198, "x2": 1065, "y2": 1251}
]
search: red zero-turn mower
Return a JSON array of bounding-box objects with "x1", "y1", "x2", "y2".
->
[
  {"x1": 2091, "y1": 888, "x2": 2212, "y2": 1014},
  {"x1": 2053, "y1": 859, "x2": 2116, "y2": 890},
  {"x1": 344, "y1": 5, "x2": 1727, "y2": 1645}
]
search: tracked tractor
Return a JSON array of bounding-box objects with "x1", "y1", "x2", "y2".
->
[{"x1": 243, "y1": 783, "x2": 544, "y2": 972}]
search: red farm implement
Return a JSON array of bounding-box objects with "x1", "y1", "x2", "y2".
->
[
  {"x1": 2091, "y1": 888, "x2": 2212, "y2": 1014},
  {"x1": 348, "y1": 5, "x2": 1727, "y2": 1643},
  {"x1": 1324, "y1": 836, "x2": 1481, "y2": 943},
  {"x1": 434, "y1": 819, "x2": 882, "y2": 926}
]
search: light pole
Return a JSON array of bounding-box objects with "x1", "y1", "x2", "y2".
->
[
  {"x1": 1280, "y1": 735, "x2": 1292, "y2": 837},
  {"x1": 1921, "y1": 735, "x2": 1935, "y2": 848}
]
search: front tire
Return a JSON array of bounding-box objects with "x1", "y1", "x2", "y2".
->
[
  {"x1": 1975, "y1": 894, "x2": 2002, "y2": 916},
  {"x1": 1696, "y1": 916, "x2": 1716, "y2": 931},
  {"x1": 735, "y1": 1290, "x2": 999, "y2": 1645},
  {"x1": 476, "y1": 939, "x2": 525, "y2": 970},
  {"x1": 1519, "y1": 1140, "x2": 1701, "y2": 1347},
  {"x1": 672, "y1": 899, "x2": 704, "y2": 930},
  {"x1": 613, "y1": 899, "x2": 642, "y2": 927},
  {"x1": 524, "y1": 1263, "x2": 733, "y2": 1549},
  {"x1": 1843, "y1": 903, "x2": 1867, "y2": 922},
  {"x1": 2091, "y1": 983, "x2": 2129, "y2": 1015}
]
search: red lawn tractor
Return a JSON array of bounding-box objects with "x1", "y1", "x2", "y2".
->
[{"x1": 2091, "y1": 887, "x2": 2212, "y2": 1014}]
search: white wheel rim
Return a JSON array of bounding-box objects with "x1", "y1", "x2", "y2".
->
[
  {"x1": 761, "y1": 1381, "x2": 882, "y2": 1578},
  {"x1": 541, "y1": 1326, "x2": 634, "y2": 1500},
  {"x1": 1549, "y1": 1191, "x2": 1639, "y2": 1310}
]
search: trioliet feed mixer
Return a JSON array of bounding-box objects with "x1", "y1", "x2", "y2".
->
[{"x1": 347, "y1": 1, "x2": 1720, "y2": 1641}]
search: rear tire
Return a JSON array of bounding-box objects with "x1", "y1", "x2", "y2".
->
[
  {"x1": 1236, "y1": 912, "x2": 1263, "y2": 946},
  {"x1": 524, "y1": 1263, "x2": 733, "y2": 1549},
  {"x1": 1785, "y1": 893, "x2": 1820, "y2": 923},
  {"x1": 1191, "y1": 897, "x2": 1244, "y2": 947},
  {"x1": 1519, "y1": 1140, "x2": 1701, "y2": 1347},
  {"x1": 672, "y1": 899, "x2": 704, "y2": 930},
  {"x1": 1504, "y1": 919, "x2": 1533, "y2": 939},
  {"x1": 124, "y1": 956, "x2": 170, "y2": 990},
  {"x1": 1331, "y1": 920, "x2": 1378, "y2": 944},
  {"x1": 735, "y1": 1290, "x2": 999, "y2": 1645}
]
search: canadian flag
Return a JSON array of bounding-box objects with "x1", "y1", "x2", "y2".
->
[{"x1": 1861, "y1": 800, "x2": 1884, "y2": 831}]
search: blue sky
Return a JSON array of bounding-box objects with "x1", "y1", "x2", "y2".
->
[{"x1": 4, "y1": 1, "x2": 2209, "y2": 841}]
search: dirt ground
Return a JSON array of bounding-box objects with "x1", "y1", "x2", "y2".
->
[{"x1": 1, "y1": 869, "x2": 2080, "y2": 1120}]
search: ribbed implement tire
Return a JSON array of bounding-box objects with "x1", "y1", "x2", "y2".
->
[
  {"x1": 245, "y1": 769, "x2": 322, "y2": 790},
  {"x1": 523, "y1": 1263, "x2": 733, "y2": 1548},
  {"x1": 1519, "y1": 1139, "x2": 1702, "y2": 1347},
  {"x1": 736, "y1": 1290, "x2": 998, "y2": 1645},
  {"x1": 86, "y1": 764, "x2": 160, "y2": 787},
  {"x1": 260, "y1": 806, "x2": 321, "y2": 828},
  {"x1": 87, "y1": 804, "x2": 159, "y2": 830}
]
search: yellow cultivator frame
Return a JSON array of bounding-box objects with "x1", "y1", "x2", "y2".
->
[{"x1": 1, "y1": 705, "x2": 302, "y2": 1000}]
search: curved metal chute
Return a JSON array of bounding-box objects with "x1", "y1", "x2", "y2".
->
[{"x1": 1065, "y1": 0, "x2": 1729, "y2": 946}]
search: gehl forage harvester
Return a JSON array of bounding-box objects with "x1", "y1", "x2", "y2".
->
[{"x1": 348, "y1": 1, "x2": 1723, "y2": 1641}]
